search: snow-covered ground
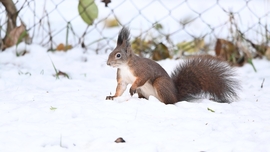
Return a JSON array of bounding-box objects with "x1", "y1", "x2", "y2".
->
[
  {"x1": 1, "y1": 0, "x2": 270, "y2": 152},
  {"x1": 0, "y1": 44, "x2": 270, "y2": 152}
]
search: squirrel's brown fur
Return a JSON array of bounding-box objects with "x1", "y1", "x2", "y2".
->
[
  {"x1": 172, "y1": 55, "x2": 240, "y2": 103},
  {"x1": 106, "y1": 27, "x2": 240, "y2": 104}
]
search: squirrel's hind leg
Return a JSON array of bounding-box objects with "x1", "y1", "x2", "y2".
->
[{"x1": 153, "y1": 77, "x2": 178, "y2": 104}]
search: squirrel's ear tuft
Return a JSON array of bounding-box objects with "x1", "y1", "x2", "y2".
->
[{"x1": 117, "y1": 27, "x2": 130, "y2": 47}]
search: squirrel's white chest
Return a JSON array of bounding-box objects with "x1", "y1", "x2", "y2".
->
[
  {"x1": 118, "y1": 65, "x2": 136, "y2": 83},
  {"x1": 118, "y1": 65, "x2": 157, "y2": 99}
]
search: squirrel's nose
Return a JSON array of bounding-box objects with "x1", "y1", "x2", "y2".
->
[{"x1": 107, "y1": 61, "x2": 110, "y2": 66}]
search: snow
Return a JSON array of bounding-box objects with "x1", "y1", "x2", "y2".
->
[
  {"x1": 0, "y1": 43, "x2": 270, "y2": 152},
  {"x1": 1, "y1": 0, "x2": 270, "y2": 151}
]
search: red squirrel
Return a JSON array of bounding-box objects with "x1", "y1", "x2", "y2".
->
[{"x1": 106, "y1": 27, "x2": 240, "y2": 104}]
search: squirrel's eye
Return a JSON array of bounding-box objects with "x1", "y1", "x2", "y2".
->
[{"x1": 116, "y1": 53, "x2": 121, "y2": 58}]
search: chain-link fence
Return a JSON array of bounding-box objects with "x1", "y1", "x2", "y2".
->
[{"x1": 0, "y1": 0, "x2": 269, "y2": 54}]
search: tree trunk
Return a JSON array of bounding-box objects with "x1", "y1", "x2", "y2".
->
[{"x1": 0, "y1": 0, "x2": 17, "y2": 41}]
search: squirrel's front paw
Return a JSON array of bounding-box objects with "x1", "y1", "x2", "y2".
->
[
  {"x1": 129, "y1": 88, "x2": 136, "y2": 96},
  {"x1": 106, "y1": 96, "x2": 115, "y2": 100}
]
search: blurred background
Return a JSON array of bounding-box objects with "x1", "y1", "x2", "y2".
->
[{"x1": 0, "y1": 0, "x2": 269, "y2": 65}]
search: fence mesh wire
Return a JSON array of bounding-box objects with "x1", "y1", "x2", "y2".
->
[{"x1": 0, "y1": 0, "x2": 269, "y2": 53}]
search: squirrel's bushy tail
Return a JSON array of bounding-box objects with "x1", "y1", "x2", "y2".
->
[{"x1": 171, "y1": 56, "x2": 241, "y2": 103}]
